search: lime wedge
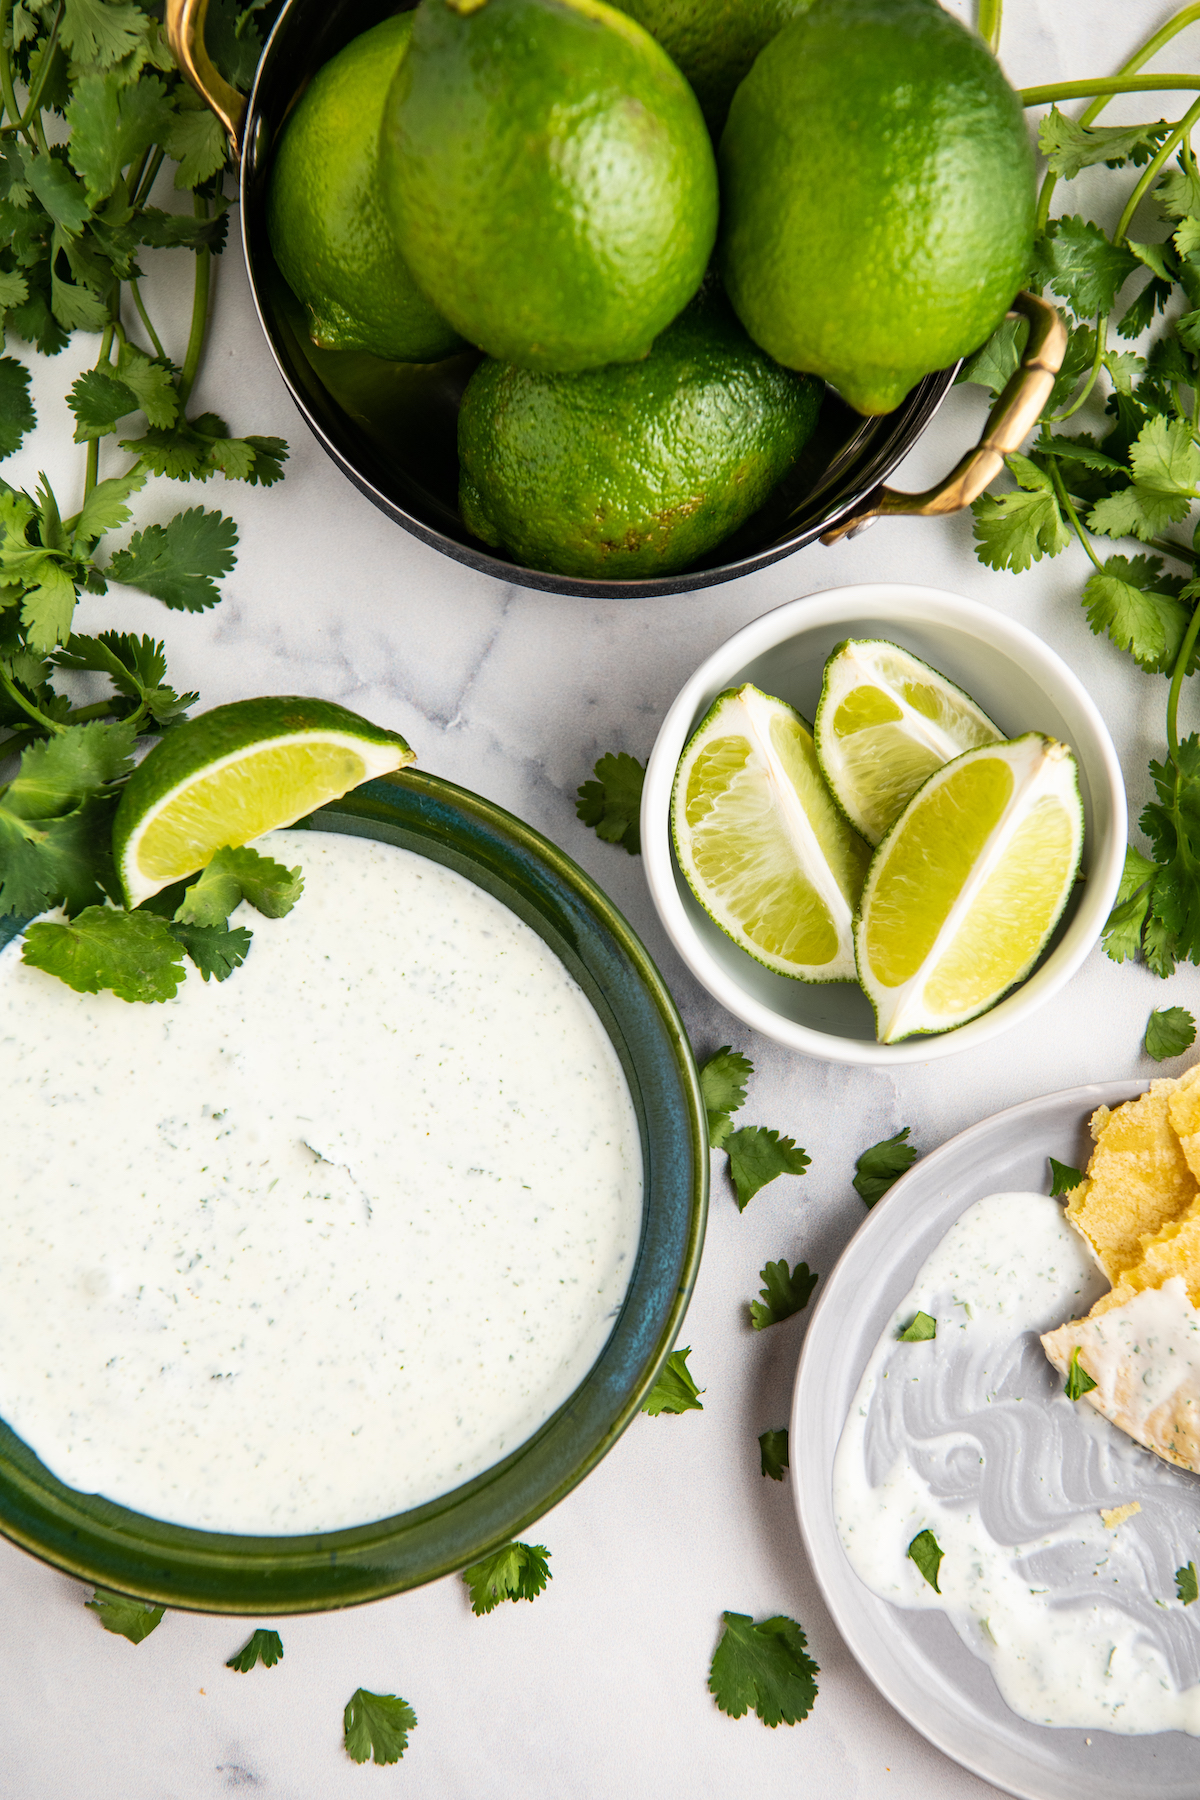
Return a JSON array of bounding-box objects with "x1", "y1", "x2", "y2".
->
[
  {"x1": 855, "y1": 733, "x2": 1084, "y2": 1043},
  {"x1": 815, "y1": 639, "x2": 1001, "y2": 845},
  {"x1": 114, "y1": 696, "x2": 415, "y2": 907},
  {"x1": 670, "y1": 684, "x2": 872, "y2": 981}
]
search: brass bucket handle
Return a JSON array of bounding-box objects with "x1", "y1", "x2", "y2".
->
[
  {"x1": 165, "y1": 0, "x2": 247, "y2": 161},
  {"x1": 820, "y1": 292, "x2": 1068, "y2": 544}
]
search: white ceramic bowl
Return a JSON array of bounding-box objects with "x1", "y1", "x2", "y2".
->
[{"x1": 641, "y1": 583, "x2": 1127, "y2": 1066}]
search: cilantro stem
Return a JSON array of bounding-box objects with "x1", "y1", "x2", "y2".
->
[
  {"x1": 129, "y1": 280, "x2": 167, "y2": 362},
  {"x1": 0, "y1": 664, "x2": 66, "y2": 735},
  {"x1": 976, "y1": 0, "x2": 1002, "y2": 54},
  {"x1": 1151, "y1": 536, "x2": 1200, "y2": 564},
  {"x1": 1167, "y1": 596, "x2": 1200, "y2": 759},
  {"x1": 177, "y1": 195, "x2": 211, "y2": 409},
  {"x1": 132, "y1": 147, "x2": 166, "y2": 213},
  {"x1": 1047, "y1": 458, "x2": 1105, "y2": 573},
  {"x1": 1046, "y1": 314, "x2": 1106, "y2": 422},
  {"x1": 13, "y1": 2, "x2": 62, "y2": 131},
  {"x1": 83, "y1": 321, "x2": 117, "y2": 503},
  {"x1": 1115, "y1": 94, "x2": 1200, "y2": 246},
  {"x1": 1034, "y1": 5, "x2": 1200, "y2": 230},
  {"x1": 0, "y1": 0, "x2": 25, "y2": 138},
  {"x1": 1022, "y1": 75, "x2": 1200, "y2": 108}
]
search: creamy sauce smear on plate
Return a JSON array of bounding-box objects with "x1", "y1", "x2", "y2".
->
[
  {"x1": 0, "y1": 831, "x2": 643, "y2": 1535},
  {"x1": 834, "y1": 1191, "x2": 1200, "y2": 1734}
]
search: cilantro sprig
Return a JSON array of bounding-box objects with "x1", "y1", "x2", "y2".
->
[
  {"x1": 86, "y1": 1586, "x2": 163, "y2": 1643},
  {"x1": 0, "y1": 0, "x2": 289, "y2": 992},
  {"x1": 1145, "y1": 1004, "x2": 1197, "y2": 1060},
  {"x1": 343, "y1": 1688, "x2": 417, "y2": 1766},
  {"x1": 641, "y1": 1344, "x2": 704, "y2": 1416},
  {"x1": 749, "y1": 1258, "x2": 817, "y2": 1330},
  {"x1": 963, "y1": 13, "x2": 1200, "y2": 981},
  {"x1": 853, "y1": 1126, "x2": 918, "y2": 1208},
  {"x1": 461, "y1": 1541, "x2": 552, "y2": 1616},
  {"x1": 758, "y1": 1428, "x2": 789, "y2": 1481},
  {"x1": 576, "y1": 750, "x2": 645, "y2": 854},
  {"x1": 1048, "y1": 1157, "x2": 1085, "y2": 1196},
  {"x1": 226, "y1": 1628, "x2": 283, "y2": 1672},
  {"x1": 698, "y1": 1046, "x2": 810, "y2": 1210},
  {"x1": 708, "y1": 1611, "x2": 818, "y2": 1727}
]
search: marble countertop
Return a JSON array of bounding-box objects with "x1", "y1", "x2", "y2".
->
[{"x1": 3, "y1": 1, "x2": 1197, "y2": 1792}]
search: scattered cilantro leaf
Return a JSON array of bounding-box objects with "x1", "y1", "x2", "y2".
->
[
  {"x1": 724, "y1": 1126, "x2": 810, "y2": 1212},
  {"x1": 699, "y1": 1044, "x2": 752, "y2": 1149},
  {"x1": 226, "y1": 1628, "x2": 283, "y2": 1672},
  {"x1": 575, "y1": 750, "x2": 645, "y2": 854},
  {"x1": 21, "y1": 905, "x2": 185, "y2": 1001},
  {"x1": 641, "y1": 1345, "x2": 703, "y2": 1415},
  {"x1": 86, "y1": 1588, "x2": 164, "y2": 1644},
  {"x1": 170, "y1": 919, "x2": 252, "y2": 982},
  {"x1": 342, "y1": 1689, "x2": 417, "y2": 1766},
  {"x1": 853, "y1": 1126, "x2": 918, "y2": 1207},
  {"x1": 107, "y1": 507, "x2": 238, "y2": 612},
  {"x1": 1065, "y1": 1346, "x2": 1098, "y2": 1400},
  {"x1": 175, "y1": 844, "x2": 303, "y2": 928},
  {"x1": 461, "y1": 1541, "x2": 551, "y2": 1616},
  {"x1": 1048, "y1": 1158, "x2": 1085, "y2": 1196},
  {"x1": 1177, "y1": 1562, "x2": 1198, "y2": 1605},
  {"x1": 907, "y1": 1530, "x2": 943, "y2": 1593},
  {"x1": 1145, "y1": 1005, "x2": 1197, "y2": 1062},
  {"x1": 708, "y1": 1611, "x2": 818, "y2": 1727},
  {"x1": 759, "y1": 1429, "x2": 789, "y2": 1481},
  {"x1": 971, "y1": 452, "x2": 1071, "y2": 572},
  {"x1": 749, "y1": 1259, "x2": 817, "y2": 1330},
  {"x1": 897, "y1": 1311, "x2": 937, "y2": 1342}
]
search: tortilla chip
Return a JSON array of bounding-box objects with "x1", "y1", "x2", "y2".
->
[
  {"x1": 1168, "y1": 1061, "x2": 1200, "y2": 1183},
  {"x1": 1064, "y1": 1081, "x2": 1197, "y2": 1281}
]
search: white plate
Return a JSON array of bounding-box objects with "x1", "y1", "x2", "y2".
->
[{"x1": 789, "y1": 1080, "x2": 1200, "y2": 1800}]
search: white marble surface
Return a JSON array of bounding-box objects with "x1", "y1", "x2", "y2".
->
[{"x1": 3, "y1": 2, "x2": 1199, "y2": 1792}]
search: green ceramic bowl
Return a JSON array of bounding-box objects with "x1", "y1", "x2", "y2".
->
[{"x1": 0, "y1": 770, "x2": 708, "y2": 1613}]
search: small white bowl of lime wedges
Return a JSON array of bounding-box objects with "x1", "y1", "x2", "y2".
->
[{"x1": 640, "y1": 583, "x2": 1127, "y2": 1066}]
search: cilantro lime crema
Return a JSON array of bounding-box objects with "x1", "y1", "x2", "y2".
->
[
  {"x1": 834, "y1": 1191, "x2": 1200, "y2": 1735},
  {"x1": 0, "y1": 831, "x2": 643, "y2": 1535}
]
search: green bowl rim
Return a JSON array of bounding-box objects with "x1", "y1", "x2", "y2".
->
[{"x1": 0, "y1": 768, "x2": 708, "y2": 1613}]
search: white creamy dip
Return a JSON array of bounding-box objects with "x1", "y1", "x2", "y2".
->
[
  {"x1": 0, "y1": 831, "x2": 643, "y2": 1535},
  {"x1": 834, "y1": 1191, "x2": 1200, "y2": 1735}
]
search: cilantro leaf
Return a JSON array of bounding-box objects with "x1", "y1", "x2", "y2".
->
[
  {"x1": 1140, "y1": 737, "x2": 1200, "y2": 967},
  {"x1": 86, "y1": 1588, "x2": 164, "y2": 1643},
  {"x1": 0, "y1": 354, "x2": 34, "y2": 459},
  {"x1": 1032, "y1": 216, "x2": 1140, "y2": 317},
  {"x1": 21, "y1": 905, "x2": 185, "y2": 1001},
  {"x1": 115, "y1": 342, "x2": 178, "y2": 429},
  {"x1": 759, "y1": 1428, "x2": 789, "y2": 1481},
  {"x1": 107, "y1": 507, "x2": 237, "y2": 611},
  {"x1": 59, "y1": 0, "x2": 146, "y2": 69},
  {"x1": 576, "y1": 749, "x2": 645, "y2": 854},
  {"x1": 1102, "y1": 843, "x2": 1159, "y2": 963},
  {"x1": 66, "y1": 73, "x2": 173, "y2": 207},
  {"x1": 699, "y1": 1044, "x2": 752, "y2": 1148},
  {"x1": 853, "y1": 1126, "x2": 918, "y2": 1207},
  {"x1": 1082, "y1": 554, "x2": 1190, "y2": 672},
  {"x1": 1049, "y1": 1158, "x2": 1085, "y2": 1196},
  {"x1": 342, "y1": 1689, "x2": 417, "y2": 1766},
  {"x1": 907, "y1": 1529, "x2": 943, "y2": 1592},
  {"x1": 226, "y1": 1628, "x2": 283, "y2": 1672},
  {"x1": 1, "y1": 717, "x2": 135, "y2": 817},
  {"x1": 0, "y1": 795, "x2": 117, "y2": 915},
  {"x1": 68, "y1": 366, "x2": 139, "y2": 441},
  {"x1": 20, "y1": 558, "x2": 77, "y2": 650},
  {"x1": 24, "y1": 151, "x2": 91, "y2": 235},
  {"x1": 724, "y1": 1126, "x2": 810, "y2": 1212},
  {"x1": 72, "y1": 468, "x2": 149, "y2": 546},
  {"x1": 955, "y1": 314, "x2": 1027, "y2": 395},
  {"x1": 1158, "y1": 162, "x2": 1200, "y2": 223},
  {"x1": 897, "y1": 1311, "x2": 936, "y2": 1342},
  {"x1": 175, "y1": 845, "x2": 303, "y2": 927},
  {"x1": 1177, "y1": 1562, "x2": 1198, "y2": 1605},
  {"x1": 1038, "y1": 109, "x2": 1172, "y2": 179},
  {"x1": 708, "y1": 1612, "x2": 818, "y2": 1727},
  {"x1": 1145, "y1": 1005, "x2": 1197, "y2": 1061},
  {"x1": 461, "y1": 1541, "x2": 551, "y2": 1616},
  {"x1": 1065, "y1": 1345, "x2": 1098, "y2": 1400},
  {"x1": 972, "y1": 453, "x2": 1071, "y2": 572},
  {"x1": 749, "y1": 1258, "x2": 817, "y2": 1330},
  {"x1": 169, "y1": 919, "x2": 252, "y2": 982},
  {"x1": 641, "y1": 1345, "x2": 703, "y2": 1415}
]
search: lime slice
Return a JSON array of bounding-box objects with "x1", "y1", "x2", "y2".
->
[
  {"x1": 814, "y1": 639, "x2": 1001, "y2": 845},
  {"x1": 855, "y1": 733, "x2": 1084, "y2": 1043},
  {"x1": 670, "y1": 684, "x2": 872, "y2": 982},
  {"x1": 114, "y1": 696, "x2": 416, "y2": 907}
]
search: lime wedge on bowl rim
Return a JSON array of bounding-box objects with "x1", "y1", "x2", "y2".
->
[
  {"x1": 670, "y1": 683, "x2": 871, "y2": 982},
  {"x1": 114, "y1": 696, "x2": 415, "y2": 908},
  {"x1": 855, "y1": 732, "x2": 1084, "y2": 1044},
  {"x1": 815, "y1": 638, "x2": 1001, "y2": 846}
]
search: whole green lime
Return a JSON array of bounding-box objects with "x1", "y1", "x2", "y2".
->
[
  {"x1": 719, "y1": 0, "x2": 1036, "y2": 415},
  {"x1": 458, "y1": 286, "x2": 823, "y2": 578},
  {"x1": 380, "y1": 0, "x2": 718, "y2": 373},
  {"x1": 266, "y1": 15, "x2": 462, "y2": 364},
  {"x1": 607, "y1": 0, "x2": 810, "y2": 134}
]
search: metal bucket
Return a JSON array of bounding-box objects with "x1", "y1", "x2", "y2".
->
[{"x1": 167, "y1": 0, "x2": 1065, "y2": 599}]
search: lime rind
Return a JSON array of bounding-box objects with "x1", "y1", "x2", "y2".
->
[
  {"x1": 670, "y1": 683, "x2": 871, "y2": 983},
  {"x1": 814, "y1": 639, "x2": 1002, "y2": 846},
  {"x1": 854, "y1": 733, "x2": 1084, "y2": 1044}
]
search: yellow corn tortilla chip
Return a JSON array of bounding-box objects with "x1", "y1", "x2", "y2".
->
[
  {"x1": 1168, "y1": 1061, "x2": 1200, "y2": 1183},
  {"x1": 1065, "y1": 1081, "x2": 1197, "y2": 1281}
]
